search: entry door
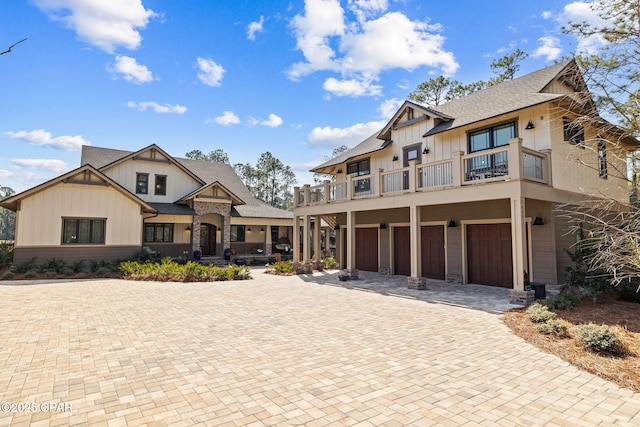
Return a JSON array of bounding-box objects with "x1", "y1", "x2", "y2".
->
[
  {"x1": 421, "y1": 225, "x2": 445, "y2": 280},
  {"x1": 355, "y1": 228, "x2": 378, "y2": 272},
  {"x1": 200, "y1": 224, "x2": 217, "y2": 256},
  {"x1": 467, "y1": 224, "x2": 512, "y2": 288},
  {"x1": 394, "y1": 226, "x2": 411, "y2": 276}
]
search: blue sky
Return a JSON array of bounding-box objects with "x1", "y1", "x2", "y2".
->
[{"x1": 0, "y1": 0, "x2": 606, "y2": 193}]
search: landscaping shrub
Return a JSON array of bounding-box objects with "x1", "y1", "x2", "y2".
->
[
  {"x1": 268, "y1": 260, "x2": 295, "y2": 274},
  {"x1": 575, "y1": 323, "x2": 622, "y2": 355},
  {"x1": 526, "y1": 302, "x2": 557, "y2": 323},
  {"x1": 565, "y1": 244, "x2": 611, "y2": 303},
  {"x1": 615, "y1": 280, "x2": 640, "y2": 303},
  {"x1": 2, "y1": 270, "x2": 15, "y2": 280},
  {"x1": 23, "y1": 270, "x2": 37, "y2": 279},
  {"x1": 540, "y1": 292, "x2": 581, "y2": 310},
  {"x1": 119, "y1": 258, "x2": 251, "y2": 282},
  {"x1": 38, "y1": 258, "x2": 66, "y2": 274},
  {"x1": 322, "y1": 257, "x2": 337, "y2": 269},
  {"x1": 535, "y1": 319, "x2": 569, "y2": 336},
  {"x1": 0, "y1": 243, "x2": 13, "y2": 268},
  {"x1": 71, "y1": 260, "x2": 86, "y2": 274}
]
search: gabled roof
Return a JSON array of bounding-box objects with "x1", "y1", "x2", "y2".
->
[
  {"x1": 423, "y1": 59, "x2": 575, "y2": 136},
  {"x1": 311, "y1": 131, "x2": 390, "y2": 174},
  {"x1": 377, "y1": 100, "x2": 453, "y2": 141},
  {"x1": 0, "y1": 164, "x2": 156, "y2": 213},
  {"x1": 178, "y1": 180, "x2": 245, "y2": 206},
  {"x1": 84, "y1": 144, "x2": 206, "y2": 186},
  {"x1": 82, "y1": 145, "x2": 293, "y2": 220}
]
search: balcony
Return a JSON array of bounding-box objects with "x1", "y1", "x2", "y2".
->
[{"x1": 295, "y1": 138, "x2": 549, "y2": 207}]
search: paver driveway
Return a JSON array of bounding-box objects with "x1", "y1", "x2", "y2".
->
[{"x1": 0, "y1": 270, "x2": 639, "y2": 426}]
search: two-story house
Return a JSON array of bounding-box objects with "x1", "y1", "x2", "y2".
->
[
  {"x1": 293, "y1": 59, "x2": 637, "y2": 303},
  {"x1": 1, "y1": 144, "x2": 293, "y2": 264}
]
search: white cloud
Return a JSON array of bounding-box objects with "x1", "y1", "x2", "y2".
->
[
  {"x1": 288, "y1": 1, "x2": 458, "y2": 97},
  {"x1": 532, "y1": 36, "x2": 562, "y2": 61},
  {"x1": 377, "y1": 98, "x2": 403, "y2": 119},
  {"x1": 209, "y1": 111, "x2": 241, "y2": 126},
  {"x1": 247, "y1": 16, "x2": 265, "y2": 40},
  {"x1": 0, "y1": 169, "x2": 12, "y2": 179},
  {"x1": 33, "y1": 0, "x2": 155, "y2": 53},
  {"x1": 308, "y1": 120, "x2": 385, "y2": 147},
  {"x1": 127, "y1": 101, "x2": 187, "y2": 114},
  {"x1": 11, "y1": 159, "x2": 68, "y2": 173},
  {"x1": 541, "y1": 11, "x2": 553, "y2": 19},
  {"x1": 559, "y1": 1, "x2": 608, "y2": 54},
  {"x1": 249, "y1": 114, "x2": 284, "y2": 128},
  {"x1": 4, "y1": 129, "x2": 90, "y2": 151},
  {"x1": 323, "y1": 77, "x2": 381, "y2": 97},
  {"x1": 197, "y1": 57, "x2": 225, "y2": 87},
  {"x1": 110, "y1": 56, "x2": 153, "y2": 84}
]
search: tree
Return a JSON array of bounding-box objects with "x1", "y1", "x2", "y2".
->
[
  {"x1": 185, "y1": 148, "x2": 230, "y2": 164},
  {"x1": 408, "y1": 50, "x2": 529, "y2": 106},
  {"x1": 313, "y1": 145, "x2": 349, "y2": 184},
  {"x1": 234, "y1": 153, "x2": 296, "y2": 210},
  {"x1": 0, "y1": 185, "x2": 16, "y2": 241},
  {"x1": 557, "y1": 0, "x2": 640, "y2": 291}
]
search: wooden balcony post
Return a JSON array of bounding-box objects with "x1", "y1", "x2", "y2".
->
[
  {"x1": 294, "y1": 186, "x2": 300, "y2": 206},
  {"x1": 452, "y1": 151, "x2": 464, "y2": 187},
  {"x1": 376, "y1": 168, "x2": 383, "y2": 197},
  {"x1": 323, "y1": 180, "x2": 331, "y2": 203},
  {"x1": 408, "y1": 160, "x2": 417, "y2": 193},
  {"x1": 508, "y1": 137, "x2": 523, "y2": 180},
  {"x1": 303, "y1": 184, "x2": 311, "y2": 206},
  {"x1": 347, "y1": 175, "x2": 353, "y2": 200},
  {"x1": 540, "y1": 148, "x2": 552, "y2": 186}
]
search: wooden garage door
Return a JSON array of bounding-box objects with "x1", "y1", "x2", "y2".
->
[
  {"x1": 393, "y1": 226, "x2": 411, "y2": 276},
  {"x1": 356, "y1": 228, "x2": 378, "y2": 272},
  {"x1": 421, "y1": 225, "x2": 445, "y2": 280},
  {"x1": 467, "y1": 224, "x2": 513, "y2": 288}
]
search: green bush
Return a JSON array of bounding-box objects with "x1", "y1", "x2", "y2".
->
[
  {"x1": 535, "y1": 319, "x2": 569, "y2": 336},
  {"x1": 2, "y1": 270, "x2": 15, "y2": 280},
  {"x1": 540, "y1": 292, "x2": 581, "y2": 310},
  {"x1": 23, "y1": 270, "x2": 37, "y2": 279},
  {"x1": 38, "y1": 258, "x2": 66, "y2": 274},
  {"x1": 119, "y1": 258, "x2": 251, "y2": 282},
  {"x1": 322, "y1": 257, "x2": 337, "y2": 269},
  {"x1": 71, "y1": 260, "x2": 86, "y2": 273},
  {"x1": 574, "y1": 323, "x2": 622, "y2": 354},
  {"x1": 526, "y1": 302, "x2": 557, "y2": 323},
  {"x1": 13, "y1": 258, "x2": 36, "y2": 274},
  {"x1": 269, "y1": 260, "x2": 295, "y2": 274},
  {"x1": 0, "y1": 243, "x2": 13, "y2": 268}
]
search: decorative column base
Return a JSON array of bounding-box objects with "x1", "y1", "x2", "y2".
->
[
  {"x1": 338, "y1": 269, "x2": 358, "y2": 281},
  {"x1": 407, "y1": 276, "x2": 427, "y2": 290},
  {"x1": 509, "y1": 289, "x2": 535, "y2": 306}
]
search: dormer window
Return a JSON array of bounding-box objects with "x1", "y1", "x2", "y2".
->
[
  {"x1": 155, "y1": 175, "x2": 167, "y2": 196},
  {"x1": 136, "y1": 173, "x2": 148, "y2": 194},
  {"x1": 407, "y1": 107, "x2": 414, "y2": 121},
  {"x1": 564, "y1": 117, "x2": 584, "y2": 145}
]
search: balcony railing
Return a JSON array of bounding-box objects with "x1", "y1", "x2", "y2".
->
[{"x1": 295, "y1": 138, "x2": 549, "y2": 207}]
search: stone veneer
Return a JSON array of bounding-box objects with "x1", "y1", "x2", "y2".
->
[
  {"x1": 407, "y1": 276, "x2": 427, "y2": 290},
  {"x1": 509, "y1": 289, "x2": 535, "y2": 306},
  {"x1": 192, "y1": 201, "x2": 232, "y2": 255}
]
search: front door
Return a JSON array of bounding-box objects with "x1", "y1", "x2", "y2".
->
[
  {"x1": 200, "y1": 224, "x2": 217, "y2": 256},
  {"x1": 355, "y1": 228, "x2": 378, "y2": 272},
  {"x1": 393, "y1": 226, "x2": 411, "y2": 276}
]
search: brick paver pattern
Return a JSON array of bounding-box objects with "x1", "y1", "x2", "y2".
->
[{"x1": 1, "y1": 270, "x2": 639, "y2": 426}]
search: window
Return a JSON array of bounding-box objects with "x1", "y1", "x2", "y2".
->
[
  {"x1": 144, "y1": 223, "x2": 174, "y2": 242},
  {"x1": 154, "y1": 175, "x2": 167, "y2": 196},
  {"x1": 346, "y1": 158, "x2": 370, "y2": 176},
  {"x1": 136, "y1": 173, "x2": 149, "y2": 194},
  {"x1": 407, "y1": 107, "x2": 414, "y2": 121},
  {"x1": 564, "y1": 117, "x2": 584, "y2": 145},
  {"x1": 598, "y1": 138, "x2": 608, "y2": 179},
  {"x1": 231, "y1": 225, "x2": 245, "y2": 242},
  {"x1": 468, "y1": 122, "x2": 516, "y2": 153},
  {"x1": 62, "y1": 218, "x2": 105, "y2": 244}
]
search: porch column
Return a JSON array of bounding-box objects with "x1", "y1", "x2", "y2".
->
[
  {"x1": 313, "y1": 216, "x2": 322, "y2": 268},
  {"x1": 265, "y1": 225, "x2": 272, "y2": 256},
  {"x1": 407, "y1": 204, "x2": 426, "y2": 289},
  {"x1": 346, "y1": 210, "x2": 356, "y2": 270},
  {"x1": 323, "y1": 227, "x2": 331, "y2": 258},
  {"x1": 302, "y1": 215, "x2": 311, "y2": 264},
  {"x1": 510, "y1": 197, "x2": 528, "y2": 291},
  {"x1": 222, "y1": 211, "x2": 231, "y2": 255},
  {"x1": 292, "y1": 216, "x2": 300, "y2": 262},
  {"x1": 452, "y1": 151, "x2": 463, "y2": 187},
  {"x1": 508, "y1": 137, "x2": 523, "y2": 180}
]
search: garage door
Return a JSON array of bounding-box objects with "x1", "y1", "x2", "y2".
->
[
  {"x1": 393, "y1": 226, "x2": 411, "y2": 276},
  {"x1": 356, "y1": 228, "x2": 378, "y2": 272},
  {"x1": 421, "y1": 225, "x2": 445, "y2": 280},
  {"x1": 467, "y1": 224, "x2": 513, "y2": 288}
]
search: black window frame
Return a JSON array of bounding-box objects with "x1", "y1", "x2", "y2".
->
[
  {"x1": 598, "y1": 138, "x2": 608, "y2": 179},
  {"x1": 144, "y1": 223, "x2": 174, "y2": 243},
  {"x1": 231, "y1": 225, "x2": 245, "y2": 242},
  {"x1": 136, "y1": 173, "x2": 149, "y2": 194},
  {"x1": 154, "y1": 174, "x2": 167, "y2": 196},
  {"x1": 468, "y1": 121, "x2": 517, "y2": 154},
  {"x1": 564, "y1": 117, "x2": 585, "y2": 145},
  {"x1": 62, "y1": 218, "x2": 106, "y2": 245},
  {"x1": 346, "y1": 158, "x2": 370, "y2": 176}
]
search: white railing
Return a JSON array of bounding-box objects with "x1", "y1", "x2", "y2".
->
[
  {"x1": 382, "y1": 168, "x2": 408, "y2": 194},
  {"x1": 418, "y1": 160, "x2": 453, "y2": 188},
  {"x1": 353, "y1": 175, "x2": 375, "y2": 197},
  {"x1": 522, "y1": 150, "x2": 545, "y2": 181}
]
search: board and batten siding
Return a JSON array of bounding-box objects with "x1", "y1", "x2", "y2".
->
[
  {"x1": 15, "y1": 182, "x2": 143, "y2": 247},
  {"x1": 102, "y1": 160, "x2": 201, "y2": 203}
]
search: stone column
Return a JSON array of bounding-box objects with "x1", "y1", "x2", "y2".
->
[
  {"x1": 292, "y1": 216, "x2": 300, "y2": 262},
  {"x1": 302, "y1": 215, "x2": 311, "y2": 264},
  {"x1": 509, "y1": 196, "x2": 534, "y2": 305},
  {"x1": 265, "y1": 225, "x2": 272, "y2": 256},
  {"x1": 407, "y1": 204, "x2": 426, "y2": 289}
]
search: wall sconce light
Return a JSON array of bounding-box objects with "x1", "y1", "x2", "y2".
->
[
  {"x1": 247, "y1": 227, "x2": 252, "y2": 232},
  {"x1": 392, "y1": 155, "x2": 399, "y2": 161},
  {"x1": 422, "y1": 147, "x2": 430, "y2": 154},
  {"x1": 185, "y1": 225, "x2": 191, "y2": 231},
  {"x1": 525, "y1": 120, "x2": 535, "y2": 130},
  {"x1": 533, "y1": 214, "x2": 544, "y2": 226},
  {"x1": 379, "y1": 222, "x2": 387, "y2": 229},
  {"x1": 260, "y1": 228, "x2": 265, "y2": 232},
  {"x1": 447, "y1": 218, "x2": 457, "y2": 228},
  {"x1": 337, "y1": 168, "x2": 342, "y2": 174},
  {"x1": 334, "y1": 224, "x2": 340, "y2": 230}
]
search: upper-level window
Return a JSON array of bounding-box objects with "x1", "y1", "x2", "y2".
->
[
  {"x1": 136, "y1": 173, "x2": 149, "y2": 194},
  {"x1": 564, "y1": 117, "x2": 585, "y2": 145},
  {"x1": 407, "y1": 107, "x2": 414, "y2": 121},
  {"x1": 62, "y1": 218, "x2": 105, "y2": 244},
  {"x1": 468, "y1": 122, "x2": 516, "y2": 153},
  {"x1": 155, "y1": 175, "x2": 167, "y2": 196},
  {"x1": 347, "y1": 158, "x2": 370, "y2": 176},
  {"x1": 144, "y1": 223, "x2": 173, "y2": 242},
  {"x1": 598, "y1": 138, "x2": 608, "y2": 179}
]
